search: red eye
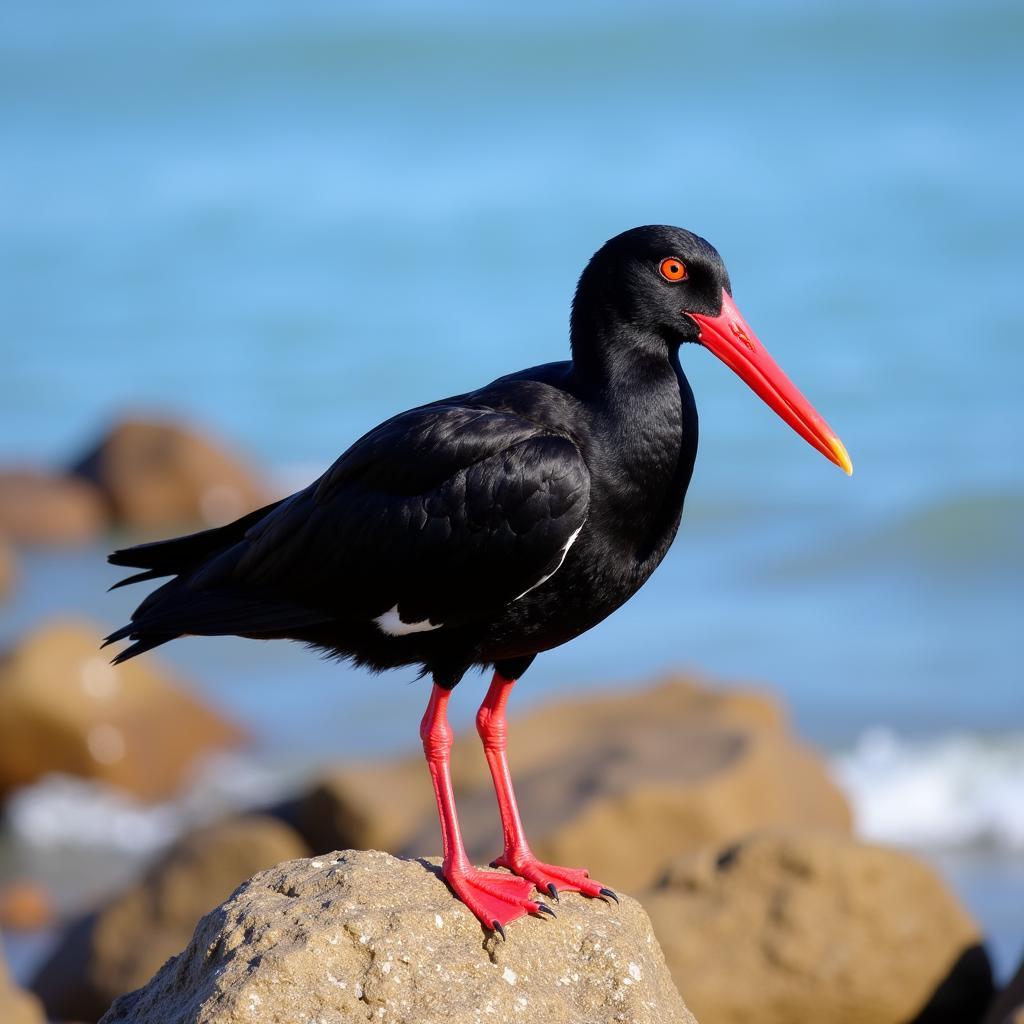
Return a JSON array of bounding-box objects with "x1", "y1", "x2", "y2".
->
[{"x1": 659, "y1": 257, "x2": 687, "y2": 282}]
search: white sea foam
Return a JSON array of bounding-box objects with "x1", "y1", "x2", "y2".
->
[
  {"x1": 833, "y1": 728, "x2": 1024, "y2": 851},
  {"x1": 4, "y1": 751, "x2": 305, "y2": 855}
]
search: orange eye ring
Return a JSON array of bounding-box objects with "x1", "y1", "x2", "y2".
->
[{"x1": 659, "y1": 257, "x2": 687, "y2": 282}]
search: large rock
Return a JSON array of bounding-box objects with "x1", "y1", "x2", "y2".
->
[
  {"x1": 0, "y1": 936, "x2": 44, "y2": 1024},
  {"x1": 0, "y1": 618, "x2": 243, "y2": 800},
  {"x1": 100, "y1": 849, "x2": 697, "y2": 1024},
  {"x1": 302, "y1": 677, "x2": 850, "y2": 893},
  {"x1": 985, "y1": 955, "x2": 1024, "y2": 1024},
  {"x1": 70, "y1": 417, "x2": 269, "y2": 531},
  {"x1": 0, "y1": 469, "x2": 107, "y2": 545},
  {"x1": 297, "y1": 757, "x2": 431, "y2": 858},
  {"x1": 32, "y1": 815, "x2": 309, "y2": 1023},
  {"x1": 644, "y1": 829, "x2": 994, "y2": 1024}
]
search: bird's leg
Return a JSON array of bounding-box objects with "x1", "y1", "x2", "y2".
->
[
  {"x1": 476, "y1": 670, "x2": 618, "y2": 904},
  {"x1": 420, "y1": 681, "x2": 543, "y2": 934}
]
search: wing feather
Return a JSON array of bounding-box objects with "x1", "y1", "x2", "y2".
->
[{"x1": 178, "y1": 404, "x2": 590, "y2": 632}]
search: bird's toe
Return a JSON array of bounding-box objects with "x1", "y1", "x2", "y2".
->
[
  {"x1": 441, "y1": 865, "x2": 540, "y2": 933},
  {"x1": 492, "y1": 852, "x2": 617, "y2": 903}
]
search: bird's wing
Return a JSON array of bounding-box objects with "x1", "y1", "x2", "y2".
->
[{"x1": 189, "y1": 403, "x2": 590, "y2": 633}]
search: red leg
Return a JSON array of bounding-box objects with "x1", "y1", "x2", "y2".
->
[
  {"x1": 476, "y1": 670, "x2": 618, "y2": 903},
  {"x1": 420, "y1": 682, "x2": 543, "y2": 933}
]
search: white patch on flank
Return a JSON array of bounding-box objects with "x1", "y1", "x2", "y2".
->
[
  {"x1": 514, "y1": 523, "x2": 584, "y2": 601},
  {"x1": 374, "y1": 605, "x2": 443, "y2": 637}
]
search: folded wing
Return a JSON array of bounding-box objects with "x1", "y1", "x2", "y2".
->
[{"x1": 105, "y1": 403, "x2": 590, "y2": 659}]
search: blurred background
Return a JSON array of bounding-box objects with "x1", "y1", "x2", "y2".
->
[{"x1": 1, "y1": 0, "x2": 1021, "y2": 1018}]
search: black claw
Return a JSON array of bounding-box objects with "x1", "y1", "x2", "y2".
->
[
  {"x1": 546, "y1": 883, "x2": 559, "y2": 902},
  {"x1": 599, "y1": 887, "x2": 619, "y2": 904},
  {"x1": 492, "y1": 920, "x2": 506, "y2": 940},
  {"x1": 535, "y1": 903, "x2": 556, "y2": 918}
]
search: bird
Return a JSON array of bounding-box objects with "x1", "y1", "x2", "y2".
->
[{"x1": 105, "y1": 225, "x2": 851, "y2": 936}]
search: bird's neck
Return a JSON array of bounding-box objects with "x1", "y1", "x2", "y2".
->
[
  {"x1": 570, "y1": 317, "x2": 689, "y2": 435},
  {"x1": 570, "y1": 320, "x2": 698, "y2": 558}
]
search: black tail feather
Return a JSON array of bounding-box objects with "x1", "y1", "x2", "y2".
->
[
  {"x1": 109, "y1": 633, "x2": 178, "y2": 664},
  {"x1": 113, "y1": 590, "x2": 330, "y2": 640},
  {"x1": 104, "y1": 577, "x2": 331, "y2": 664},
  {"x1": 108, "y1": 568, "x2": 171, "y2": 591},
  {"x1": 108, "y1": 499, "x2": 284, "y2": 573},
  {"x1": 103, "y1": 497, "x2": 311, "y2": 665},
  {"x1": 102, "y1": 619, "x2": 145, "y2": 647}
]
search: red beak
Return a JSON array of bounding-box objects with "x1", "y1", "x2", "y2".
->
[{"x1": 690, "y1": 289, "x2": 853, "y2": 475}]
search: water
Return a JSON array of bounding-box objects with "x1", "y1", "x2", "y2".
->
[{"x1": 1, "y1": 0, "x2": 1022, "y2": 984}]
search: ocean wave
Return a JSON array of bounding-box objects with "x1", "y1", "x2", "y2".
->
[
  {"x1": 3, "y1": 752, "x2": 305, "y2": 856},
  {"x1": 833, "y1": 728, "x2": 1024, "y2": 851}
]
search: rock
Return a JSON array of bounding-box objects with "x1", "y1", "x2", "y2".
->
[
  {"x1": 0, "y1": 535, "x2": 15, "y2": 600},
  {"x1": 644, "y1": 829, "x2": 994, "y2": 1024},
  {"x1": 0, "y1": 935, "x2": 45, "y2": 1024},
  {"x1": 32, "y1": 815, "x2": 309, "y2": 1023},
  {"x1": 985, "y1": 955, "x2": 1024, "y2": 1024},
  {"x1": 297, "y1": 757, "x2": 432, "y2": 857},
  {"x1": 303, "y1": 677, "x2": 849, "y2": 893},
  {"x1": 0, "y1": 470, "x2": 107, "y2": 545},
  {"x1": 100, "y1": 849, "x2": 697, "y2": 1024},
  {"x1": 70, "y1": 417, "x2": 270, "y2": 531},
  {"x1": 0, "y1": 881, "x2": 54, "y2": 932},
  {"x1": 0, "y1": 618, "x2": 244, "y2": 800}
]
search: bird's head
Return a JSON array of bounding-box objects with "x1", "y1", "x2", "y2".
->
[{"x1": 572, "y1": 224, "x2": 852, "y2": 476}]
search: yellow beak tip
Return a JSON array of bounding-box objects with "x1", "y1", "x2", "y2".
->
[{"x1": 829, "y1": 438, "x2": 853, "y2": 477}]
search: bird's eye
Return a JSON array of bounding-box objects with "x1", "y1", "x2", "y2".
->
[{"x1": 659, "y1": 257, "x2": 687, "y2": 282}]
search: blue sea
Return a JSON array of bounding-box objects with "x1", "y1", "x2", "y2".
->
[{"x1": 2, "y1": 0, "x2": 1022, "y2": 983}]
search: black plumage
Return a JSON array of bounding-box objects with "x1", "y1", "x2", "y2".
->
[
  {"x1": 106, "y1": 224, "x2": 851, "y2": 931},
  {"x1": 107, "y1": 226, "x2": 720, "y2": 686}
]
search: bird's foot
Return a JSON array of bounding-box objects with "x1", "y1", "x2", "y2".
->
[
  {"x1": 442, "y1": 863, "x2": 547, "y2": 935},
  {"x1": 491, "y1": 850, "x2": 618, "y2": 904}
]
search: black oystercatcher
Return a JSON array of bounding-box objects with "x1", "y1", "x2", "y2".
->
[{"x1": 105, "y1": 225, "x2": 851, "y2": 933}]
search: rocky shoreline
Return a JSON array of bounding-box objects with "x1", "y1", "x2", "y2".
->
[{"x1": 0, "y1": 671, "x2": 1013, "y2": 1023}]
